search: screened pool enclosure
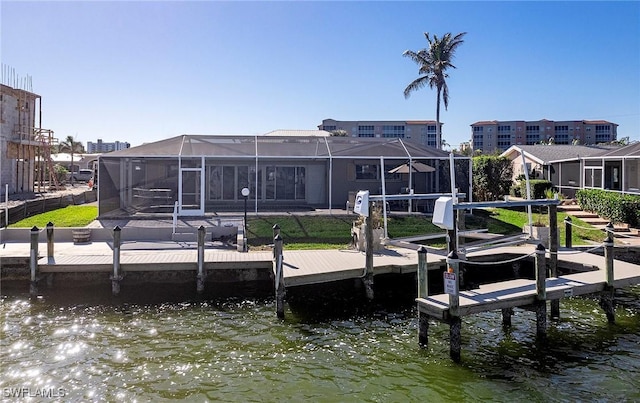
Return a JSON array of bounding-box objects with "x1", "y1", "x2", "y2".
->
[{"x1": 97, "y1": 135, "x2": 470, "y2": 217}]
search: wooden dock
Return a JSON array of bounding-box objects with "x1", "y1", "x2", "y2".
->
[
  {"x1": 417, "y1": 250, "x2": 640, "y2": 320},
  {"x1": 415, "y1": 240, "x2": 640, "y2": 362},
  {"x1": 0, "y1": 239, "x2": 446, "y2": 285}
]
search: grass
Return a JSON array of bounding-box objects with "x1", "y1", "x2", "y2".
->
[
  {"x1": 473, "y1": 208, "x2": 606, "y2": 246},
  {"x1": 246, "y1": 208, "x2": 607, "y2": 249},
  {"x1": 246, "y1": 215, "x2": 355, "y2": 250},
  {"x1": 8, "y1": 205, "x2": 607, "y2": 249},
  {"x1": 9, "y1": 205, "x2": 98, "y2": 228}
]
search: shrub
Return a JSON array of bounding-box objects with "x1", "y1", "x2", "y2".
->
[
  {"x1": 519, "y1": 179, "x2": 552, "y2": 199},
  {"x1": 576, "y1": 189, "x2": 640, "y2": 227},
  {"x1": 53, "y1": 164, "x2": 68, "y2": 183},
  {"x1": 510, "y1": 185, "x2": 522, "y2": 198},
  {"x1": 472, "y1": 156, "x2": 513, "y2": 201}
]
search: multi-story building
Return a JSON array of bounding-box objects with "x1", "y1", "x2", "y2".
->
[
  {"x1": 1, "y1": 81, "x2": 55, "y2": 195},
  {"x1": 318, "y1": 119, "x2": 443, "y2": 148},
  {"x1": 87, "y1": 139, "x2": 130, "y2": 153},
  {"x1": 471, "y1": 119, "x2": 618, "y2": 154}
]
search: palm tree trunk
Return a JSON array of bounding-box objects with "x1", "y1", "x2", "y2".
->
[
  {"x1": 70, "y1": 153, "x2": 74, "y2": 186},
  {"x1": 436, "y1": 86, "x2": 442, "y2": 149}
]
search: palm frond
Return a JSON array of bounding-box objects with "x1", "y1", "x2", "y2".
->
[
  {"x1": 403, "y1": 76, "x2": 430, "y2": 98},
  {"x1": 404, "y1": 31, "x2": 466, "y2": 142}
]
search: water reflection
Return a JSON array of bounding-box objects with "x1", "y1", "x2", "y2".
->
[{"x1": 0, "y1": 284, "x2": 638, "y2": 401}]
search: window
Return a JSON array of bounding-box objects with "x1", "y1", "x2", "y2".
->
[
  {"x1": 209, "y1": 165, "x2": 259, "y2": 201},
  {"x1": 526, "y1": 125, "x2": 539, "y2": 132},
  {"x1": 555, "y1": 133, "x2": 569, "y2": 144},
  {"x1": 358, "y1": 125, "x2": 375, "y2": 137},
  {"x1": 473, "y1": 126, "x2": 483, "y2": 132},
  {"x1": 382, "y1": 125, "x2": 405, "y2": 138},
  {"x1": 323, "y1": 125, "x2": 336, "y2": 131},
  {"x1": 497, "y1": 125, "x2": 511, "y2": 132},
  {"x1": 497, "y1": 139, "x2": 511, "y2": 150},
  {"x1": 355, "y1": 164, "x2": 378, "y2": 180},
  {"x1": 526, "y1": 133, "x2": 540, "y2": 145},
  {"x1": 265, "y1": 166, "x2": 306, "y2": 200},
  {"x1": 555, "y1": 125, "x2": 569, "y2": 133}
]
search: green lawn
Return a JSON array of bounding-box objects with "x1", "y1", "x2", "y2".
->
[
  {"x1": 8, "y1": 205, "x2": 606, "y2": 249},
  {"x1": 246, "y1": 208, "x2": 606, "y2": 249},
  {"x1": 8, "y1": 205, "x2": 98, "y2": 228},
  {"x1": 478, "y1": 208, "x2": 605, "y2": 246}
]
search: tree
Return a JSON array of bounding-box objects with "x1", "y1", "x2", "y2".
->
[
  {"x1": 403, "y1": 32, "x2": 466, "y2": 150},
  {"x1": 59, "y1": 135, "x2": 84, "y2": 185},
  {"x1": 472, "y1": 155, "x2": 513, "y2": 201},
  {"x1": 330, "y1": 129, "x2": 348, "y2": 137}
]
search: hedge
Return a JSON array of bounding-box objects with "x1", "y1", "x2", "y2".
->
[{"x1": 576, "y1": 189, "x2": 640, "y2": 227}]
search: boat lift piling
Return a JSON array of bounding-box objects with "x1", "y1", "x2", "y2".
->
[
  {"x1": 197, "y1": 225, "x2": 206, "y2": 293},
  {"x1": 110, "y1": 226, "x2": 122, "y2": 296},
  {"x1": 29, "y1": 226, "x2": 39, "y2": 296}
]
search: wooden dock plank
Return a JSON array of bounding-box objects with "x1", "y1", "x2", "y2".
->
[
  {"x1": 280, "y1": 248, "x2": 443, "y2": 287},
  {"x1": 417, "y1": 255, "x2": 640, "y2": 319},
  {"x1": 37, "y1": 250, "x2": 273, "y2": 273},
  {"x1": 4, "y1": 240, "x2": 638, "y2": 298}
]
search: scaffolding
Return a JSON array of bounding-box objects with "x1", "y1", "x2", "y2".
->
[{"x1": 34, "y1": 128, "x2": 59, "y2": 191}]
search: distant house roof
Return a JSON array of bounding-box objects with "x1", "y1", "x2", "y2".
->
[
  {"x1": 51, "y1": 153, "x2": 101, "y2": 163},
  {"x1": 582, "y1": 120, "x2": 619, "y2": 126},
  {"x1": 500, "y1": 144, "x2": 618, "y2": 164},
  {"x1": 470, "y1": 120, "x2": 498, "y2": 126}
]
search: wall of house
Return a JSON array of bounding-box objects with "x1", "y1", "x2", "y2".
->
[
  {"x1": 509, "y1": 154, "x2": 543, "y2": 183},
  {"x1": 305, "y1": 164, "x2": 326, "y2": 205}
]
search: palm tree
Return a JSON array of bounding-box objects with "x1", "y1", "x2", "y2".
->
[
  {"x1": 59, "y1": 135, "x2": 84, "y2": 185},
  {"x1": 403, "y1": 32, "x2": 466, "y2": 149}
]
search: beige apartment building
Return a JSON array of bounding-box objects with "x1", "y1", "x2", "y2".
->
[
  {"x1": 319, "y1": 119, "x2": 443, "y2": 148},
  {"x1": 471, "y1": 119, "x2": 618, "y2": 154}
]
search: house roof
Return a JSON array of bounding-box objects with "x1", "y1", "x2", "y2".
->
[
  {"x1": 405, "y1": 120, "x2": 438, "y2": 125},
  {"x1": 101, "y1": 134, "x2": 458, "y2": 160},
  {"x1": 582, "y1": 141, "x2": 640, "y2": 158},
  {"x1": 470, "y1": 120, "x2": 498, "y2": 126},
  {"x1": 500, "y1": 144, "x2": 618, "y2": 164},
  {"x1": 582, "y1": 120, "x2": 619, "y2": 126}
]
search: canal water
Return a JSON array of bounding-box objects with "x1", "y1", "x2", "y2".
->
[{"x1": 1, "y1": 279, "x2": 639, "y2": 402}]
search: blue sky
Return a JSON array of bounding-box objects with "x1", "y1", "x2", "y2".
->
[{"x1": 2, "y1": 1, "x2": 639, "y2": 149}]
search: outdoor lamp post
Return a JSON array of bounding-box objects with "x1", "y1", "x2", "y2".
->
[{"x1": 241, "y1": 187, "x2": 250, "y2": 228}]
